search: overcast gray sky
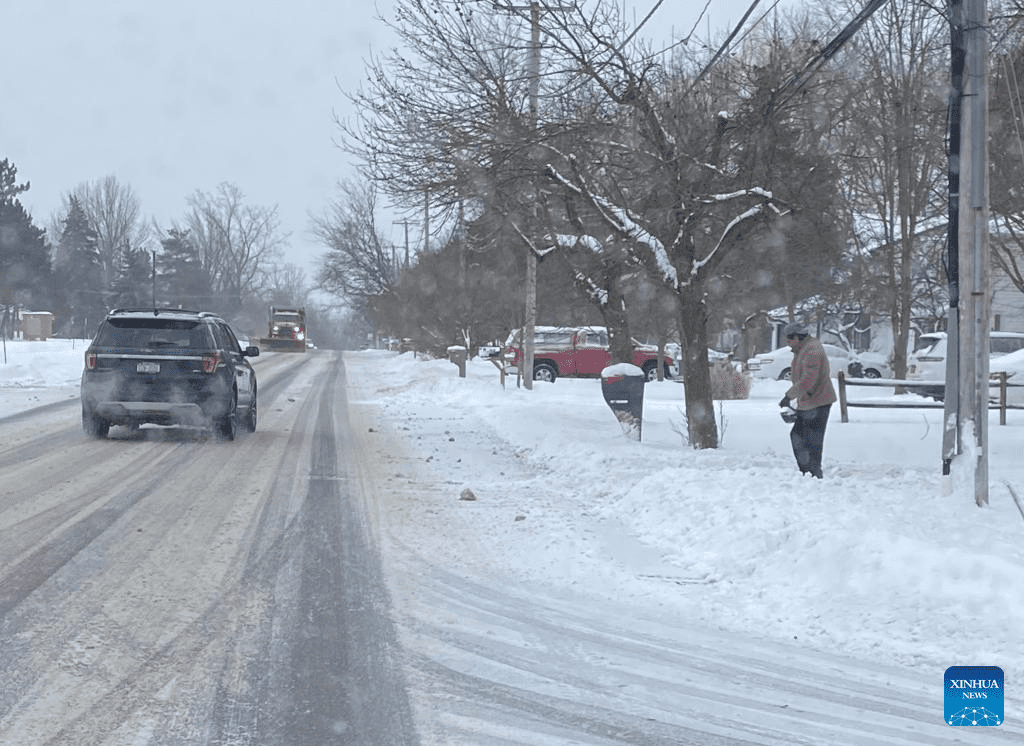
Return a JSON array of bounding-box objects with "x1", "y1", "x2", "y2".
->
[{"x1": 3, "y1": 0, "x2": 794, "y2": 277}]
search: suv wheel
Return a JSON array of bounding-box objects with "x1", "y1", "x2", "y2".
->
[
  {"x1": 82, "y1": 405, "x2": 110, "y2": 439},
  {"x1": 778, "y1": 367, "x2": 792, "y2": 381},
  {"x1": 533, "y1": 362, "x2": 557, "y2": 382},
  {"x1": 863, "y1": 368, "x2": 882, "y2": 379},
  {"x1": 243, "y1": 389, "x2": 257, "y2": 432},
  {"x1": 216, "y1": 391, "x2": 238, "y2": 441}
]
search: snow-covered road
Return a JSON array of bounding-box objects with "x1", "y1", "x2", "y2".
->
[
  {"x1": 0, "y1": 341, "x2": 1021, "y2": 743},
  {"x1": 0, "y1": 352, "x2": 417, "y2": 744}
]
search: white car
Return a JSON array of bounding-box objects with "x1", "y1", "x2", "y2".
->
[
  {"x1": 990, "y1": 347, "x2": 1024, "y2": 406},
  {"x1": 746, "y1": 343, "x2": 853, "y2": 381},
  {"x1": 908, "y1": 330, "x2": 1024, "y2": 400},
  {"x1": 847, "y1": 351, "x2": 893, "y2": 379}
]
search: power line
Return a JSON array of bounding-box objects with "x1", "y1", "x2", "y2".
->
[
  {"x1": 686, "y1": 0, "x2": 765, "y2": 95},
  {"x1": 771, "y1": 0, "x2": 888, "y2": 110}
]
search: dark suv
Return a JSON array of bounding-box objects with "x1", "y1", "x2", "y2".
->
[{"x1": 80, "y1": 308, "x2": 259, "y2": 440}]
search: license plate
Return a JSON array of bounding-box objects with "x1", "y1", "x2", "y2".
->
[{"x1": 137, "y1": 362, "x2": 160, "y2": 374}]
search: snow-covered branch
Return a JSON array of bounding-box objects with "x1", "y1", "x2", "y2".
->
[
  {"x1": 509, "y1": 220, "x2": 550, "y2": 259},
  {"x1": 702, "y1": 187, "x2": 775, "y2": 204},
  {"x1": 689, "y1": 201, "x2": 780, "y2": 284},
  {"x1": 572, "y1": 269, "x2": 609, "y2": 308},
  {"x1": 546, "y1": 163, "x2": 679, "y2": 288}
]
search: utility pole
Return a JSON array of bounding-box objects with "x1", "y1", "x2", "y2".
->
[
  {"x1": 523, "y1": 0, "x2": 541, "y2": 390},
  {"x1": 942, "y1": 0, "x2": 963, "y2": 491},
  {"x1": 945, "y1": 0, "x2": 990, "y2": 506},
  {"x1": 494, "y1": 1, "x2": 574, "y2": 390},
  {"x1": 423, "y1": 191, "x2": 430, "y2": 257},
  {"x1": 392, "y1": 218, "x2": 410, "y2": 267}
]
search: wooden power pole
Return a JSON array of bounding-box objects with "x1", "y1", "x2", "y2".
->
[
  {"x1": 945, "y1": 0, "x2": 990, "y2": 506},
  {"x1": 522, "y1": 1, "x2": 541, "y2": 390},
  {"x1": 493, "y1": 2, "x2": 575, "y2": 390}
]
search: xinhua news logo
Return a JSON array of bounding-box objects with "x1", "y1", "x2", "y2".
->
[{"x1": 945, "y1": 666, "x2": 1004, "y2": 726}]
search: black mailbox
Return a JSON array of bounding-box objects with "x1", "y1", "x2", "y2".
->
[{"x1": 601, "y1": 369, "x2": 645, "y2": 441}]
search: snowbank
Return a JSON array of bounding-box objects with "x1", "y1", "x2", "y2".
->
[{"x1": 354, "y1": 350, "x2": 1024, "y2": 680}]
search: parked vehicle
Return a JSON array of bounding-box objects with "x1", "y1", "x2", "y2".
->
[
  {"x1": 653, "y1": 342, "x2": 735, "y2": 379},
  {"x1": 746, "y1": 343, "x2": 853, "y2": 381},
  {"x1": 990, "y1": 347, "x2": 1024, "y2": 406},
  {"x1": 80, "y1": 308, "x2": 259, "y2": 440},
  {"x1": 907, "y1": 330, "x2": 1024, "y2": 400},
  {"x1": 503, "y1": 325, "x2": 677, "y2": 382},
  {"x1": 846, "y1": 351, "x2": 893, "y2": 379}
]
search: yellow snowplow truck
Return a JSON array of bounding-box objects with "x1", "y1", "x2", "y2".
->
[{"x1": 258, "y1": 307, "x2": 307, "y2": 352}]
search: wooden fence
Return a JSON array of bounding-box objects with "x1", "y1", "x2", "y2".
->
[{"x1": 836, "y1": 371, "x2": 1022, "y2": 425}]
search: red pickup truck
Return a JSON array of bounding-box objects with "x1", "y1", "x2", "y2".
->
[{"x1": 503, "y1": 325, "x2": 677, "y2": 383}]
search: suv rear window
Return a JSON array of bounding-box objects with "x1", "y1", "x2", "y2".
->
[{"x1": 94, "y1": 318, "x2": 208, "y2": 349}]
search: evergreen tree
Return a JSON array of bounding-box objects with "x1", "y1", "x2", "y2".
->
[
  {"x1": 0, "y1": 158, "x2": 30, "y2": 205},
  {"x1": 110, "y1": 246, "x2": 154, "y2": 309},
  {"x1": 158, "y1": 228, "x2": 212, "y2": 309},
  {"x1": 0, "y1": 159, "x2": 51, "y2": 317},
  {"x1": 0, "y1": 201, "x2": 52, "y2": 314},
  {"x1": 55, "y1": 196, "x2": 104, "y2": 336}
]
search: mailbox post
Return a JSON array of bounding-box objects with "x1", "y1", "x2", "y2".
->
[{"x1": 447, "y1": 345, "x2": 468, "y2": 377}]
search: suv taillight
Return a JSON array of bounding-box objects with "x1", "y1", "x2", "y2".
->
[
  {"x1": 85, "y1": 350, "x2": 97, "y2": 370},
  {"x1": 201, "y1": 353, "x2": 221, "y2": 374}
]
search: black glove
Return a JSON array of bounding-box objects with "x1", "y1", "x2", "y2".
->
[{"x1": 779, "y1": 396, "x2": 791, "y2": 409}]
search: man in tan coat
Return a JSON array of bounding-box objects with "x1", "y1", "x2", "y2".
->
[{"x1": 778, "y1": 322, "x2": 837, "y2": 478}]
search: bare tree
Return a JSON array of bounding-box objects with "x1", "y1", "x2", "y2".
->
[
  {"x1": 342, "y1": 1, "x2": 532, "y2": 224},
  {"x1": 311, "y1": 179, "x2": 400, "y2": 311},
  {"x1": 70, "y1": 175, "x2": 151, "y2": 289},
  {"x1": 825, "y1": 0, "x2": 949, "y2": 376},
  {"x1": 264, "y1": 262, "x2": 310, "y2": 308},
  {"x1": 341, "y1": 0, "x2": 550, "y2": 355},
  {"x1": 990, "y1": 27, "x2": 1024, "y2": 297},
  {"x1": 516, "y1": 4, "x2": 813, "y2": 447},
  {"x1": 344, "y1": 0, "x2": 809, "y2": 447},
  {"x1": 183, "y1": 183, "x2": 285, "y2": 309}
]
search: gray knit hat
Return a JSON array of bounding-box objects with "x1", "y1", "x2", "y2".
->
[{"x1": 783, "y1": 321, "x2": 810, "y2": 338}]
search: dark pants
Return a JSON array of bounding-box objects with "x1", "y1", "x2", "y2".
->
[{"x1": 790, "y1": 404, "x2": 831, "y2": 478}]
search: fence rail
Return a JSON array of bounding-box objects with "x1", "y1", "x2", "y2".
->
[{"x1": 836, "y1": 371, "x2": 1023, "y2": 425}]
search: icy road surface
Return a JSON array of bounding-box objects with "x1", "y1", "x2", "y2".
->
[{"x1": 0, "y1": 349, "x2": 1018, "y2": 744}]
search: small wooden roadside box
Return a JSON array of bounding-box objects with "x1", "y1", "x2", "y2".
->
[{"x1": 21, "y1": 312, "x2": 54, "y2": 341}]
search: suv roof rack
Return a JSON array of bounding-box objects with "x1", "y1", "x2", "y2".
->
[
  {"x1": 108, "y1": 307, "x2": 225, "y2": 319},
  {"x1": 109, "y1": 307, "x2": 201, "y2": 316}
]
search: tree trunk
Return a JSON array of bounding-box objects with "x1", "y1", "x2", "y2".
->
[
  {"x1": 678, "y1": 284, "x2": 718, "y2": 449},
  {"x1": 603, "y1": 273, "x2": 633, "y2": 365}
]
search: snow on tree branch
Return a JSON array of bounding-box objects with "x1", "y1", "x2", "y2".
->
[
  {"x1": 552, "y1": 233, "x2": 603, "y2": 254},
  {"x1": 546, "y1": 163, "x2": 678, "y2": 288},
  {"x1": 702, "y1": 187, "x2": 775, "y2": 204},
  {"x1": 509, "y1": 220, "x2": 549, "y2": 259},
  {"x1": 689, "y1": 199, "x2": 787, "y2": 284},
  {"x1": 572, "y1": 269, "x2": 609, "y2": 308}
]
